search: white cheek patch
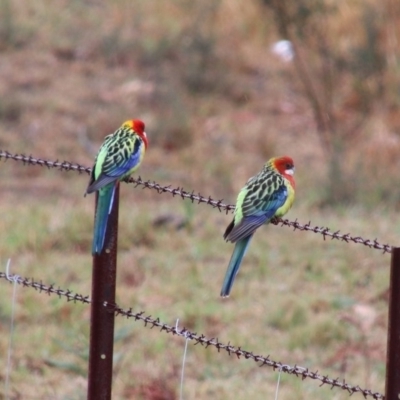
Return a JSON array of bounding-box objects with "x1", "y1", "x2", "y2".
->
[{"x1": 286, "y1": 169, "x2": 294, "y2": 176}]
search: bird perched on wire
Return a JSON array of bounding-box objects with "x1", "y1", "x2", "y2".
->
[
  {"x1": 85, "y1": 120, "x2": 148, "y2": 255},
  {"x1": 220, "y1": 156, "x2": 295, "y2": 297}
]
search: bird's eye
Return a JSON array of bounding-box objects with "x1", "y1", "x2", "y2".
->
[{"x1": 286, "y1": 163, "x2": 292, "y2": 169}]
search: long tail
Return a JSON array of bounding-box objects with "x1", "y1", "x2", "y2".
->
[
  {"x1": 92, "y1": 184, "x2": 116, "y2": 255},
  {"x1": 220, "y1": 235, "x2": 252, "y2": 297}
]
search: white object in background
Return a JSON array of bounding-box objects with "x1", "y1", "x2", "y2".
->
[{"x1": 271, "y1": 40, "x2": 294, "y2": 62}]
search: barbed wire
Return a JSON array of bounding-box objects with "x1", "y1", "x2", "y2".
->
[
  {"x1": 0, "y1": 271, "x2": 385, "y2": 399},
  {"x1": 0, "y1": 149, "x2": 393, "y2": 254}
]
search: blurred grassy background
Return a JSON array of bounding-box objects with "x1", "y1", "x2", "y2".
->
[{"x1": 0, "y1": 0, "x2": 399, "y2": 398}]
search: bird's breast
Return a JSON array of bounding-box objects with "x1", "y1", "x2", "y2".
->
[{"x1": 274, "y1": 181, "x2": 295, "y2": 217}]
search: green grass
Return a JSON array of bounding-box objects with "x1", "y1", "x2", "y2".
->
[
  {"x1": 0, "y1": 0, "x2": 397, "y2": 398},
  {"x1": 0, "y1": 174, "x2": 390, "y2": 399}
]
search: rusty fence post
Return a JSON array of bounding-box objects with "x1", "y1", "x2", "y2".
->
[
  {"x1": 385, "y1": 247, "x2": 400, "y2": 400},
  {"x1": 87, "y1": 186, "x2": 120, "y2": 400}
]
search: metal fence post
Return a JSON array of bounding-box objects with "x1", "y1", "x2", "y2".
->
[
  {"x1": 87, "y1": 185, "x2": 120, "y2": 400},
  {"x1": 385, "y1": 247, "x2": 400, "y2": 399}
]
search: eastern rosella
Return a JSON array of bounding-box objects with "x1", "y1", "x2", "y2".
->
[
  {"x1": 85, "y1": 120, "x2": 148, "y2": 255},
  {"x1": 220, "y1": 156, "x2": 295, "y2": 297}
]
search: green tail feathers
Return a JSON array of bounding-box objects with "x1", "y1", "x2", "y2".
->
[
  {"x1": 92, "y1": 185, "x2": 115, "y2": 255},
  {"x1": 220, "y1": 236, "x2": 252, "y2": 297}
]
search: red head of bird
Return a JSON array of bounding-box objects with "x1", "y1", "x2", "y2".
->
[
  {"x1": 271, "y1": 156, "x2": 295, "y2": 188},
  {"x1": 124, "y1": 119, "x2": 148, "y2": 150}
]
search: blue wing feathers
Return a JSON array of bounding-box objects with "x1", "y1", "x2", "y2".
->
[
  {"x1": 259, "y1": 186, "x2": 287, "y2": 212},
  {"x1": 86, "y1": 175, "x2": 118, "y2": 194},
  {"x1": 105, "y1": 148, "x2": 141, "y2": 177},
  {"x1": 86, "y1": 141, "x2": 142, "y2": 194},
  {"x1": 225, "y1": 213, "x2": 272, "y2": 242},
  {"x1": 226, "y1": 185, "x2": 288, "y2": 243}
]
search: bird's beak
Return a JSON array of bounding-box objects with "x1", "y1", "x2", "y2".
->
[{"x1": 286, "y1": 167, "x2": 294, "y2": 176}]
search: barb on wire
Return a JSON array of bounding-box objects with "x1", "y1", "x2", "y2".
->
[
  {"x1": 270, "y1": 218, "x2": 393, "y2": 254},
  {"x1": 0, "y1": 272, "x2": 385, "y2": 400},
  {"x1": 0, "y1": 272, "x2": 91, "y2": 304},
  {"x1": 105, "y1": 302, "x2": 384, "y2": 399},
  {"x1": 0, "y1": 150, "x2": 91, "y2": 175},
  {"x1": 0, "y1": 149, "x2": 393, "y2": 254},
  {"x1": 127, "y1": 175, "x2": 235, "y2": 213}
]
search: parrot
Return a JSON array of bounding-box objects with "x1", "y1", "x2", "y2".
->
[
  {"x1": 85, "y1": 120, "x2": 148, "y2": 255},
  {"x1": 220, "y1": 156, "x2": 296, "y2": 297}
]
